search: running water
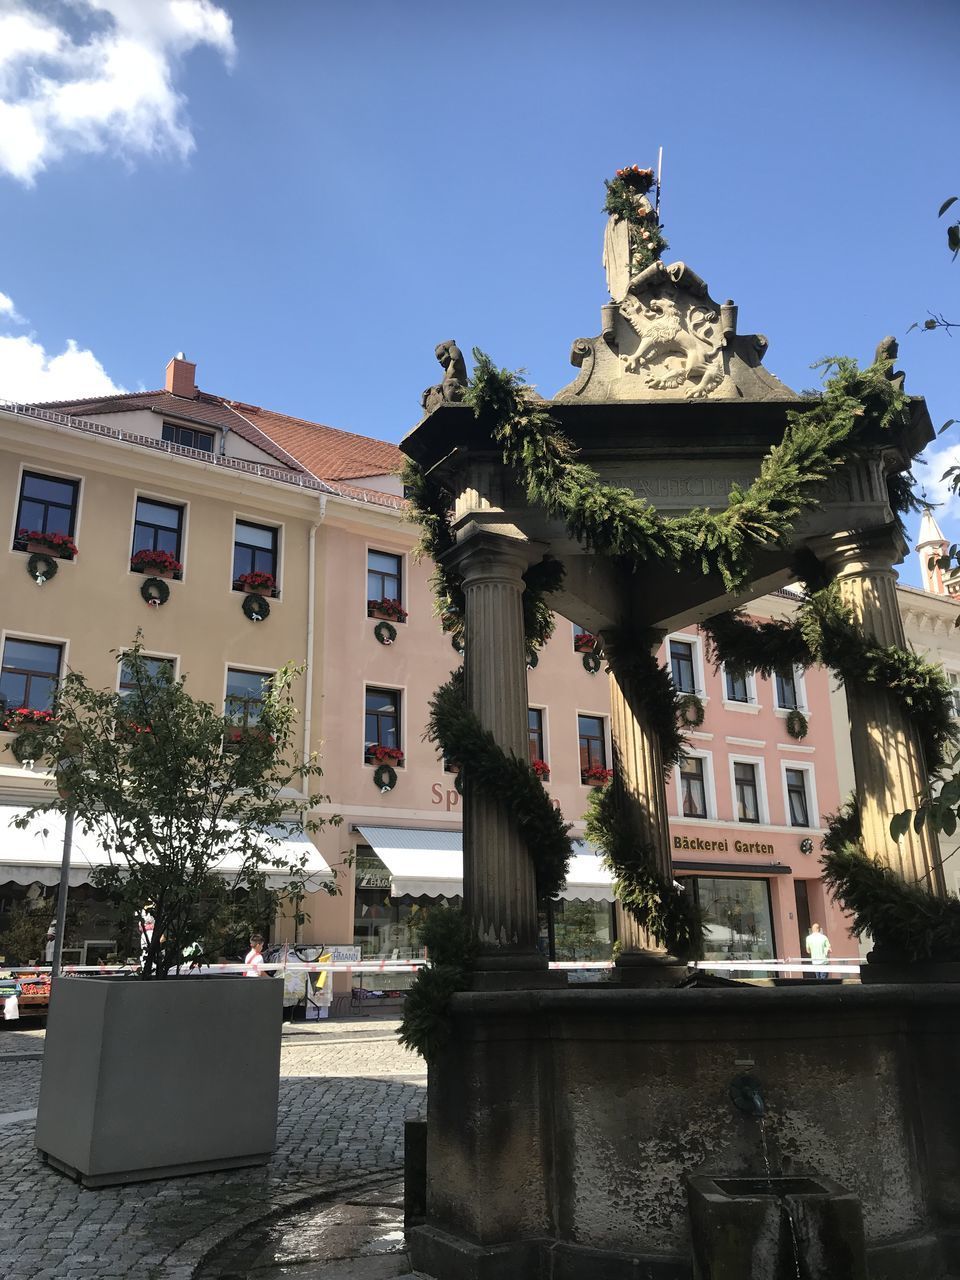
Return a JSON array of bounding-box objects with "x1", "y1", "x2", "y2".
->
[
  {"x1": 759, "y1": 1116, "x2": 773, "y2": 1192},
  {"x1": 783, "y1": 1202, "x2": 803, "y2": 1280}
]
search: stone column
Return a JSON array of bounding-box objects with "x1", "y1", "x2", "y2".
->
[
  {"x1": 603, "y1": 630, "x2": 685, "y2": 973},
  {"x1": 821, "y1": 531, "x2": 945, "y2": 893},
  {"x1": 447, "y1": 531, "x2": 544, "y2": 969}
]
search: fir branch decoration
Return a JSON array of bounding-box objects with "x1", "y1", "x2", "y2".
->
[
  {"x1": 426, "y1": 670, "x2": 571, "y2": 901},
  {"x1": 603, "y1": 166, "x2": 668, "y2": 274},
  {"x1": 585, "y1": 783, "x2": 704, "y2": 961},
  {"x1": 399, "y1": 907, "x2": 479, "y2": 1061}
]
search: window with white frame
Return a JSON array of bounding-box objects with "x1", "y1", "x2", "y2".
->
[
  {"x1": 1, "y1": 638, "x2": 63, "y2": 713},
  {"x1": 680, "y1": 756, "x2": 708, "y2": 818},
  {"x1": 775, "y1": 667, "x2": 802, "y2": 711},
  {"x1": 785, "y1": 767, "x2": 811, "y2": 828},
  {"x1": 724, "y1": 667, "x2": 751, "y2": 703},
  {"x1": 669, "y1": 639, "x2": 697, "y2": 693},
  {"x1": 948, "y1": 672, "x2": 960, "y2": 718},
  {"x1": 734, "y1": 761, "x2": 761, "y2": 823}
]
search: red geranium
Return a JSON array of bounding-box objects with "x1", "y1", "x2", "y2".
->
[
  {"x1": 2, "y1": 706, "x2": 57, "y2": 732},
  {"x1": 369, "y1": 744, "x2": 404, "y2": 766},
  {"x1": 574, "y1": 632, "x2": 597, "y2": 653},
  {"x1": 531, "y1": 758, "x2": 551, "y2": 781},
  {"x1": 18, "y1": 528, "x2": 79, "y2": 558},
  {"x1": 582, "y1": 765, "x2": 613, "y2": 787},
  {"x1": 130, "y1": 548, "x2": 183, "y2": 574},
  {"x1": 236, "y1": 571, "x2": 275, "y2": 592},
  {"x1": 368, "y1": 598, "x2": 408, "y2": 622}
]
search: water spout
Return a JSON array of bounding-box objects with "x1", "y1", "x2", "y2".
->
[{"x1": 729, "y1": 1073, "x2": 765, "y2": 1118}]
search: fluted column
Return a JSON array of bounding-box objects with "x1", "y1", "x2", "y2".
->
[
  {"x1": 821, "y1": 531, "x2": 945, "y2": 893},
  {"x1": 447, "y1": 531, "x2": 543, "y2": 968},
  {"x1": 603, "y1": 630, "x2": 676, "y2": 959}
]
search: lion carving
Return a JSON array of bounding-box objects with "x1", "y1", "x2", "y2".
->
[{"x1": 621, "y1": 294, "x2": 724, "y2": 399}]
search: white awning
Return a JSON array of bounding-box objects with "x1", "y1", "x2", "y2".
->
[
  {"x1": 0, "y1": 807, "x2": 333, "y2": 889},
  {"x1": 355, "y1": 827, "x2": 614, "y2": 902}
]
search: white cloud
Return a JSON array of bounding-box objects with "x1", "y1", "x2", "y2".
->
[
  {"x1": 0, "y1": 334, "x2": 123, "y2": 401},
  {"x1": 918, "y1": 440, "x2": 960, "y2": 519},
  {"x1": 0, "y1": 1, "x2": 234, "y2": 184},
  {"x1": 0, "y1": 292, "x2": 26, "y2": 324}
]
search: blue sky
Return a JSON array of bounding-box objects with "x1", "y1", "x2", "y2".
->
[{"x1": 0, "y1": 0, "x2": 957, "y2": 588}]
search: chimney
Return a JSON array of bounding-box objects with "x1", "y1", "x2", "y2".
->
[{"x1": 165, "y1": 352, "x2": 197, "y2": 399}]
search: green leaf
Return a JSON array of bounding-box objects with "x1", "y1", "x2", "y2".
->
[
  {"x1": 906, "y1": 322, "x2": 919, "y2": 334},
  {"x1": 939, "y1": 196, "x2": 958, "y2": 218},
  {"x1": 940, "y1": 420, "x2": 957, "y2": 435},
  {"x1": 949, "y1": 225, "x2": 960, "y2": 254},
  {"x1": 913, "y1": 808, "x2": 928, "y2": 833},
  {"x1": 890, "y1": 811, "x2": 911, "y2": 841},
  {"x1": 943, "y1": 809, "x2": 958, "y2": 838}
]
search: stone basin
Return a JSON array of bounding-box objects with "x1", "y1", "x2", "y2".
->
[{"x1": 712, "y1": 1176, "x2": 832, "y2": 1198}]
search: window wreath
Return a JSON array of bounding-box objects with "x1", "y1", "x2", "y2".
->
[
  {"x1": 373, "y1": 763, "x2": 398, "y2": 792},
  {"x1": 242, "y1": 593, "x2": 270, "y2": 623},
  {"x1": 374, "y1": 620, "x2": 398, "y2": 646},
  {"x1": 799, "y1": 838, "x2": 814, "y2": 855},
  {"x1": 678, "y1": 693, "x2": 705, "y2": 728},
  {"x1": 526, "y1": 651, "x2": 538, "y2": 670},
  {"x1": 786, "y1": 709, "x2": 808, "y2": 741},
  {"x1": 582, "y1": 653, "x2": 602, "y2": 675},
  {"x1": 26, "y1": 553, "x2": 58, "y2": 586},
  {"x1": 11, "y1": 732, "x2": 44, "y2": 764},
  {"x1": 450, "y1": 634, "x2": 464, "y2": 655},
  {"x1": 140, "y1": 576, "x2": 170, "y2": 607}
]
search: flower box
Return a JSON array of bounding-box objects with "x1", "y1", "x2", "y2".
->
[
  {"x1": 236, "y1": 572, "x2": 276, "y2": 595},
  {"x1": 18, "y1": 529, "x2": 78, "y2": 559},
  {"x1": 1, "y1": 707, "x2": 57, "y2": 734},
  {"x1": 130, "y1": 549, "x2": 182, "y2": 578},
  {"x1": 368, "y1": 599, "x2": 408, "y2": 623},
  {"x1": 531, "y1": 759, "x2": 551, "y2": 782},
  {"x1": 582, "y1": 766, "x2": 613, "y2": 787},
  {"x1": 574, "y1": 632, "x2": 598, "y2": 654},
  {"x1": 366, "y1": 745, "x2": 404, "y2": 768}
]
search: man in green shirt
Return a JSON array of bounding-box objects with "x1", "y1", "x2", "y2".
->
[{"x1": 805, "y1": 923, "x2": 832, "y2": 979}]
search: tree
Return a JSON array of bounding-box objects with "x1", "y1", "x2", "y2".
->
[{"x1": 15, "y1": 640, "x2": 341, "y2": 978}]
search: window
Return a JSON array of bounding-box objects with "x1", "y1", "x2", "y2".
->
[
  {"x1": 119, "y1": 656, "x2": 174, "y2": 701},
  {"x1": 132, "y1": 498, "x2": 184, "y2": 564},
  {"x1": 949, "y1": 673, "x2": 960, "y2": 718},
  {"x1": 225, "y1": 669, "x2": 271, "y2": 728},
  {"x1": 734, "y1": 762, "x2": 761, "y2": 823},
  {"x1": 578, "y1": 714, "x2": 607, "y2": 776},
  {"x1": 775, "y1": 668, "x2": 799, "y2": 710},
  {"x1": 528, "y1": 708, "x2": 545, "y2": 763},
  {"x1": 233, "y1": 520, "x2": 278, "y2": 587},
  {"x1": 368, "y1": 550, "x2": 402, "y2": 604},
  {"x1": 365, "y1": 687, "x2": 401, "y2": 759},
  {"x1": 162, "y1": 422, "x2": 214, "y2": 452},
  {"x1": 670, "y1": 639, "x2": 697, "y2": 693},
  {"x1": 688, "y1": 876, "x2": 775, "y2": 962},
  {"x1": 1, "y1": 639, "x2": 62, "y2": 712},
  {"x1": 725, "y1": 669, "x2": 750, "y2": 703},
  {"x1": 786, "y1": 768, "x2": 810, "y2": 827},
  {"x1": 680, "y1": 756, "x2": 708, "y2": 818},
  {"x1": 14, "y1": 472, "x2": 79, "y2": 545}
]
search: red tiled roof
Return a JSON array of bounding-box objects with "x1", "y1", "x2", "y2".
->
[{"x1": 32, "y1": 387, "x2": 403, "y2": 484}]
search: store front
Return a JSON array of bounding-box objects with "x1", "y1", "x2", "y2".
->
[{"x1": 353, "y1": 826, "x2": 616, "y2": 962}]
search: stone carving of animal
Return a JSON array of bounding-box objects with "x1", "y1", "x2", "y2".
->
[{"x1": 622, "y1": 295, "x2": 724, "y2": 399}]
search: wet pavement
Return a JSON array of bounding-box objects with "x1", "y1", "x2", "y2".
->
[{"x1": 0, "y1": 1017, "x2": 426, "y2": 1278}]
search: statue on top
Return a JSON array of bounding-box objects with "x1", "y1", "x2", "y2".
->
[{"x1": 602, "y1": 166, "x2": 668, "y2": 302}]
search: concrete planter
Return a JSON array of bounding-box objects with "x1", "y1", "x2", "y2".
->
[{"x1": 35, "y1": 975, "x2": 283, "y2": 1187}]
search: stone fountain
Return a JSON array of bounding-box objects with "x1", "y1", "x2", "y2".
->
[{"x1": 400, "y1": 205, "x2": 960, "y2": 1278}]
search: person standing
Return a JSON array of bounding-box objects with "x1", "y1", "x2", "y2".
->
[
  {"x1": 805, "y1": 922, "x2": 832, "y2": 979},
  {"x1": 244, "y1": 934, "x2": 266, "y2": 977}
]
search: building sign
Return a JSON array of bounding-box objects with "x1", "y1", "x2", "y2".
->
[{"x1": 673, "y1": 834, "x2": 776, "y2": 856}]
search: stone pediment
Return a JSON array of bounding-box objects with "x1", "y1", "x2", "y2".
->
[{"x1": 555, "y1": 259, "x2": 796, "y2": 404}]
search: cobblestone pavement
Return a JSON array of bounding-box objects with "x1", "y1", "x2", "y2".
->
[{"x1": 0, "y1": 1018, "x2": 426, "y2": 1279}]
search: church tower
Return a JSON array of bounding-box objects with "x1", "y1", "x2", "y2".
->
[{"x1": 916, "y1": 507, "x2": 956, "y2": 596}]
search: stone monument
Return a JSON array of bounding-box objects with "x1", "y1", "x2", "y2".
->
[{"x1": 401, "y1": 188, "x2": 958, "y2": 1278}]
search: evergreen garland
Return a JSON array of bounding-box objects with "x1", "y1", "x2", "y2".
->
[{"x1": 603, "y1": 166, "x2": 668, "y2": 275}]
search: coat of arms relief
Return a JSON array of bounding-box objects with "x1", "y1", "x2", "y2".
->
[{"x1": 619, "y1": 287, "x2": 724, "y2": 400}]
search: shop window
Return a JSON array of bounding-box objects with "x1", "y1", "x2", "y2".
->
[
  {"x1": 365, "y1": 687, "x2": 401, "y2": 762},
  {"x1": 233, "y1": 520, "x2": 278, "y2": 590},
  {"x1": 14, "y1": 471, "x2": 79, "y2": 548},
  {"x1": 775, "y1": 668, "x2": 800, "y2": 710},
  {"x1": 545, "y1": 900, "x2": 614, "y2": 962},
  {"x1": 162, "y1": 422, "x2": 214, "y2": 452},
  {"x1": 132, "y1": 498, "x2": 184, "y2": 566},
  {"x1": 0, "y1": 638, "x2": 62, "y2": 712},
  {"x1": 786, "y1": 768, "x2": 810, "y2": 827},
  {"x1": 670, "y1": 639, "x2": 697, "y2": 693},
  {"x1": 734, "y1": 761, "x2": 761, "y2": 823},
  {"x1": 578, "y1": 714, "x2": 607, "y2": 780},
  {"x1": 367, "y1": 550, "x2": 402, "y2": 608},
  {"x1": 725, "y1": 668, "x2": 750, "y2": 703},
  {"x1": 688, "y1": 876, "x2": 775, "y2": 961},
  {"x1": 528, "y1": 708, "x2": 545, "y2": 763},
  {"x1": 225, "y1": 669, "x2": 272, "y2": 728},
  {"x1": 680, "y1": 756, "x2": 708, "y2": 818}
]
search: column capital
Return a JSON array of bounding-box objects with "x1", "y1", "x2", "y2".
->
[
  {"x1": 809, "y1": 526, "x2": 908, "y2": 581},
  {"x1": 443, "y1": 530, "x2": 538, "y2": 587}
]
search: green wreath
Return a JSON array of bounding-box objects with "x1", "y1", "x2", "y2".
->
[
  {"x1": 140, "y1": 576, "x2": 170, "y2": 607},
  {"x1": 374, "y1": 620, "x2": 398, "y2": 646},
  {"x1": 450, "y1": 634, "x2": 464, "y2": 655},
  {"x1": 10, "y1": 732, "x2": 45, "y2": 764},
  {"x1": 582, "y1": 653, "x2": 602, "y2": 675},
  {"x1": 678, "y1": 694, "x2": 705, "y2": 728},
  {"x1": 526, "y1": 651, "x2": 538, "y2": 669},
  {"x1": 374, "y1": 763, "x2": 398, "y2": 792},
  {"x1": 242, "y1": 593, "x2": 270, "y2": 622},
  {"x1": 786, "y1": 709, "x2": 808, "y2": 741},
  {"x1": 454, "y1": 770, "x2": 464, "y2": 795},
  {"x1": 26, "y1": 553, "x2": 58, "y2": 585}
]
